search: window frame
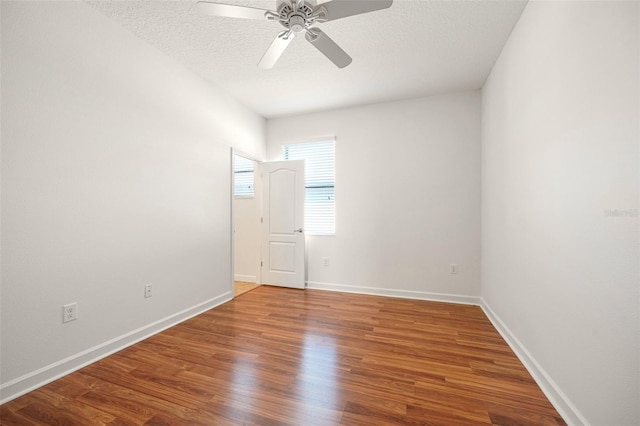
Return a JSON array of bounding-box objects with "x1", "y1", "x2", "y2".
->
[{"x1": 282, "y1": 138, "x2": 336, "y2": 236}]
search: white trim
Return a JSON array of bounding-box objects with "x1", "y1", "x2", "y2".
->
[
  {"x1": 234, "y1": 274, "x2": 257, "y2": 283},
  {"x1": 230, "y1": 147, "x2": 236, "y2": 298},
  {"x1": 0, "y1": 292, "x2": 232, "y2": 405},
  {"x1": 479, "y1": 298, "x2": 589, "y2": 426},
  {"x1": 306, "y1": 281, "x2": 480, "y2": 306},
  {"x1": 232, "y1": 149, "x2": 263, "y2": 164}
]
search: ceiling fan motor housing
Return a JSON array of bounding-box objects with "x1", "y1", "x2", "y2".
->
[
  {"x1": 278, "y1": 0, "x2": 317, "y2": 33},
  {"x1": 289, "y1": 16, "x2": 305, "y2": 32}
]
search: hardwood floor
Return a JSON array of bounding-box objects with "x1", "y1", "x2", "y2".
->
[
  {"x1": 234, "y1": 281, "x2": 260, "y2": 297},
  {"x1": 0, "y1": 287, "x2": 566, "y2": 425}
]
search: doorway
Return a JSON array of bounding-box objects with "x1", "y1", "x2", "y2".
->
[{"x1": 232, "y1": 151, "x2": 261, "y2": 297}]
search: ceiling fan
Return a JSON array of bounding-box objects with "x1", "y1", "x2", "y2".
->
[{"x1": 196, "y1": 0, "x2": 393, "y2": 69}]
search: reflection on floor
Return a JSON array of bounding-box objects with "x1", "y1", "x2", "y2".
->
[{"x1": 234, "y1": 281, "x2": 260, "y2": 297}]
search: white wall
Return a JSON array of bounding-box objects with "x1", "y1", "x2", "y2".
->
[
  {"x1": 481, "y1": 2, "x2": 639, "y2": 425},
  {"x1": 0, "y1": 1, "x2": 265, "y2": 402},
  {"x1": 267, "y1": 92, "x2": 481, "y2": 303}
]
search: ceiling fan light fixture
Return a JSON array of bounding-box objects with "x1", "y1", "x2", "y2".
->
[{"x1": 288, "y1": 15, "x2": 306, "y2": 33}]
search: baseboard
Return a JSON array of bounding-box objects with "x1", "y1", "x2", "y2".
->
[
  {"x1": 306, "y1": 281, "x2": 481, "y2": 306},
  {"x1": 234, "y1": 274, "x2": 257, "y2": 283},
  {"x1": 0, "y1": 292, "x2": 232, "y2": 405},
  {"x1": 479, "y1": 298, "x2": 589, "y2": 426}
]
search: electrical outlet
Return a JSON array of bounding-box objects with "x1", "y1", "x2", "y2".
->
[
  {"x1": 144, "y1": 284, "x2": 153, "y2": 298},
  {"x1": 449, "y1": 264, "x2": 458, "y2": 274},
  {"x1": 322, "y1": 257, "x2": 329, "y2": 267},
  {"x1": 63, "y1": 302, "x2": 78, "y2": 323}
]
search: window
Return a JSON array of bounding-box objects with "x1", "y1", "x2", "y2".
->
[
  {"x1": 283, "y1": 140, "x2": 335, "y2": 235},
  {"x1": 233, "y1": 154, "x2": 254, "y2": 197}
]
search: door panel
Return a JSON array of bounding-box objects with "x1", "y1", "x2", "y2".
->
[
  {"x1": 269, "y1": 242, "x2": 296, "y2": 272},
  {"x1": 269, "y1": 168, "x2": 296, "y2": 234},
  {"x1": 261, "y1": 160, "x2": 305, "y2": 289}
]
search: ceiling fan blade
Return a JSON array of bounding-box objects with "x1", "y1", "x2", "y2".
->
[
  {"x1": 305, "y1": 28, "x2": 352, "y2": 68},
  {"x1": 196, "y1": 1, "x2": 272, "y2": 20},
  {"x1": 319, "y1": 0, "x2": 393, "y2": 22},
  {"x1": 258, "y1": 31, "x2": 296, "y2": 69}
]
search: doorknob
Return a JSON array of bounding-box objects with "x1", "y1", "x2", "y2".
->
[{"x1": 294, "y1": 228, "x2": 304, "y2": 233}]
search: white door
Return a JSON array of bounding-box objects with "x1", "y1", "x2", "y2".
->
[{"x1": 261, "y1": 160, "x2": 305, "y2": 289}]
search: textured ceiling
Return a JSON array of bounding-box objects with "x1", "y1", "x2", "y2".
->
[{"x1": 88, "y1": 0, "x2": 527, "y2": 118}]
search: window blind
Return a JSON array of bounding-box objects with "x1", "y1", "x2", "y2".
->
[
  {"x1": 233, "y1": 154, "x2": 254, "y2": 197},
  {"x1": 283, "y1": 140, "x2": 335, "y2": 235}
]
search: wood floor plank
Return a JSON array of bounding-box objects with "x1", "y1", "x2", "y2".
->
[
  {"x1": 14, "y1": 390, "x2": 116, "y2": 425},
  {"x1": 1, "y1": 286, "x2": 566, "y2": 425},
  {"x1": 234, "y1": 281, "x2": 260, "y2": 297}
]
